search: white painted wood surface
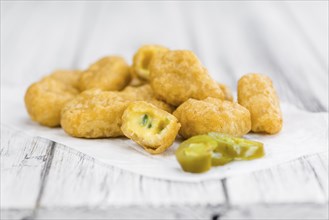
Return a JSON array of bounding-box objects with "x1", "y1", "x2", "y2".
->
[{"x1": 1, "y1": 1, "x2": 328, "y2": 219}]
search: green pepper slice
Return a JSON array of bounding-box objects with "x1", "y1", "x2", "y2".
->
[
  {"x1": 210, "y1": 134, "x2": 237, "y2": 166},
  {"x1": 211, "y1": 151, "x2": 234, "y2": 166},
  {"x1": 208, "y1": 132, "x2": 264, "y2": 160},
  {"x1": 175, "y1": 135, "x2": 217, "y2": 173},
  {"x1": 176, "y1": 133, "x2": 265, "y2": 173}
]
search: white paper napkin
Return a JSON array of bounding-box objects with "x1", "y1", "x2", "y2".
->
[{"x1": 1, "y1": 86, "x2": 328, "y2": 182}]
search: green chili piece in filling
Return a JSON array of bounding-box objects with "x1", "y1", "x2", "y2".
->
[
  {"x1": 140, "y1": 114, "x2": 152, "y2": 129},
  {"x1": 141, "y1": 114, "x2": 148, "y2": 126}
]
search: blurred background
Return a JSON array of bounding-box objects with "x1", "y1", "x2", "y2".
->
[{"x1": 1, "y1": 1, "x2": 328, "y2": 111}]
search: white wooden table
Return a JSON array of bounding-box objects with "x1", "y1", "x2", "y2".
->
[{"x1": 1, "y1": 1, "x2": 328, "y2": 219}]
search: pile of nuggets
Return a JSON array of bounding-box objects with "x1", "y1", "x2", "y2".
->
[{"x1": 25, "y1": 45, "x2": 283, "y2": 155}]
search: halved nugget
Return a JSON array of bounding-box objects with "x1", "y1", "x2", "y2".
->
[{"x1": 121, "y1": 101, "x2": 181, "y2": 154}]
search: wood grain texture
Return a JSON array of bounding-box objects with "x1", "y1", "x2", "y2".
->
[
  {"x1": 0, "y1": 125, "x2": 54, "y2": 209},
  {"x1": 1, "y1": 126, "x2": 328, "y2": 220},
  {"x1": 226, "y1": 153, "x2": 328, "y2": 205},
  {"x1": 1, "y1": 1, "x2": 328, "y2": 219}
]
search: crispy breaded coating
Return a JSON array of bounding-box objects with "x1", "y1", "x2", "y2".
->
[
  {"x1": 61, "y1": 85, "x2": 174, "y2": 138},
  {"x1": 149, "y1": 50, "x2": 225, "y2": 106},
  {"x1": 61, "y1": 89, "x2": 130, "y2": 138},
  {"x1": 121, "y1": 84, "x2": 154, "y2": 100},
  {"x1": 173, "y1": 97, "x2": 251, "y2": 139},
  {"x1": 238, "y1": 73, "x2": 282, "y2": 134},
  {"x1": 132, "y1": 45, "x2": 169, "y2": 81},
  {"x1": 121, "y1": 101, "x2": 180, "y2": 154},
  {"x1": 45, "y1": 70, "x2": 82, "y2": 89},
  {"x1": 24, "y1": 77, "x2": 79, "y2": 127},
  {"x1": 218, "y1": 83, "x2": 234, "y2": 101},
  {"x1": 128, "y1": 66, "x2": 147, "y2": 87},
  {"x1": 121, "y1": 85, "x2": 175, "y2": 113},
  {"x1": 79, "y1": 56, "x2": 131, "y2": 91}
]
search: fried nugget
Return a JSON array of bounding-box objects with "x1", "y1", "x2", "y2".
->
[
  {"x1": 121, "y1": 101, "x2": 181, "y2": 154},
  {"x1": 121, "y1": 84, "x2": 154, "y2": 100},
  {"x1": 121, "y1": 85, "x2": 175, "y2": 113},
  {"x1": 61, "y1": 89, "x2": 130, "y2": 138},
  {"x1": 238, "y1": 73, "x2": 282, "y2": 134},
  {"x1": 132, "y1": 45, "x2": 169, "y2": 81},
  {"x1": 218, "y1": 83, "x2": 234, "y2": 101},
  {"x1": 46, "y1": 70, "x2": 82, "y2": 89},
  {"x1": 24, "y1": 77, "x2": 79, "y2": 127},
  {"x1": 173, "y1": 97, "x2": 251, "y2": 139},
  {"x1": 79, "y1": 56, "x2": 131, "y2": 91},
  {"x1": 149, "y1": 50, "x2": 225, "y2": 106}
]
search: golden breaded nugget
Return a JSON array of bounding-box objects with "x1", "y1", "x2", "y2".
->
[
  {"x1": 24, "y1": 78, "x2": 79, "y2": 127},
  {"x1": 149, "y1": 50, "x2": 225, "y2": 106},
  {"x1": 218, "y1": 83, "x2": 234, "y2": 101},
  {"x1": 129, "y1": 75, "x2": 147, "y2": 87},
  {"x1": 173, "y1": 97, "x2": 251, "y2": 139},
  {"x1": 121, "y1": 85, "x2": 175, "y2": 113},
  {"x1": 128, "y1": 66, "x2": 147, "y2": 87},
  {"x1": 121, "y1": 101, "x2": 181, "y2": 154},
  {"x1": 61, "y1": 85, "x2": 174, "y2": 138},
  {"x1": 132, "y1": 45, "x2": 169, "y2": 81},
  {"x1": 238, "y1": 73, "x2": 282, "y2": 134},
  {"x1": 146, "y1": 98, "x2": 175, "y2": 113},
  {"x1": 61, "y1": 89, "x2": 130, "y2": 138},
  {"x1": 46, "y1": 70, "x2": 82, "y2": 89},
  {"x1": 121, "y1": 84, "x2": 154, "y2": 100},
  {"x1": 79, "y1": 56, "x2": 131, "y2": 91}
]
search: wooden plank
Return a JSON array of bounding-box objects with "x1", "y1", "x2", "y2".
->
[
  {"x1": 2, "y1": 125, "x2": 327, "y2": 220},
  {"x1": 1, "y1": 204, "x2": 322, "y2": 220},
  {"x1": 0, "y1": 125, "x2": 55, "y2": 213},
  {"x1": 222, "y1": 204, "x2": 328, "y2": 220},
  {"x1": 38, "y1": 143, "x2": 226, "y2": 207},
  {"x1": 33, "y1": 206, "x2": 224, "y2": 220},
  {"x1": 0, "y1": 209, "x2": 34, "y2": 220},
  {"x1": 1, "y1": 2, "x2": 328, "y2": 219},
  {"x1": 226, "y1": 152, "x2": 328, "y2": 205}
]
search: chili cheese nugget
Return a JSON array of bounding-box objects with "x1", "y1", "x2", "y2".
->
[
  {"x1": 238, "y1": 73, "x2": 282, "y2": 134},
  {"x1": 173, "y1": 97, "x2": 251, "y2": 139},
  {"x1": 79, "y1": 56, "x2": 131, "y2": 91},
  {"x1": 121, "y1": 84, "x2": 154, "y2": 100},
  {"x1": 121, "y1": 85, "x2": 175, "y2": 113},
  {"x1": 46, "y1": 70, "x2": 82, "y2": 89},
  {"x1": 149, "y1": 50, "x2": 225, "y2": 106},
  {"x1": 121, "y1": 101, "x2": 181, "y2": 154},
  {"x1": 61, "y1": 89, "x2": 130, "y2": 138},
  {"x1": 132, "y1": 45, "x2": 169, "y2": 81},
  {"x1": 24, "y1": 78, "x2": 79, "y2": 127},
  {"x1": 129, "y1": 73, "x2": 147, "y2": 87},
  {"x1": 218, "y1": 83, "x2": 234, "y2": 101}
]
